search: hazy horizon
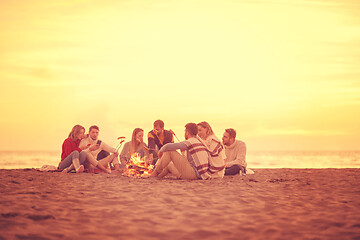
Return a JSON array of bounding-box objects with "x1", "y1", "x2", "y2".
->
[{"x1": 1, "y1": 150, "x2": 359, "y2": 169}]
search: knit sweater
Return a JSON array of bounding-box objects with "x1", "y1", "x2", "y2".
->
[
  {"x1": 120, "y1": 141, "x2": 149, "y2": 163},
  {"x1": 184, "y1": 136, "x2": 225, "y2": 179},
  {"x1": 79, "y1": 137, "x2": 116, "y2": 159},
  {"x1": 61, "y1": 138, "x2": 81, "y2": 161},
  {"x1": 203, "y1": 135, "x2": 227, "y2": 162},
  {"x1": 224, "y1": 140, "x2": 247, "y2": 168}
]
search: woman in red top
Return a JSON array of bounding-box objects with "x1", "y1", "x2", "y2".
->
[
  {"x1": 59, "y1": 125, "x2": 111, "y2": 173},
  {"x1": 59, "y1": 125, "x2": 88, "y2": 173}
]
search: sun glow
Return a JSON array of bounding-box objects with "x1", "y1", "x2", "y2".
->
[{"x1": 0, "y1": 0, "x2": 359, "y2": 152}]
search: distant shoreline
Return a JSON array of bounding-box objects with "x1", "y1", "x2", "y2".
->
[{"x1": 1, "y1": 151, "x2": 359, "y2": 169}]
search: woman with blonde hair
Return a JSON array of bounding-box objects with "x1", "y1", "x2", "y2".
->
[
  {"x1": 120, "y1": 128, "x2": 149, "y2": 166},
  {"x1": 58, "y1": 125, "x2": 88, "y2": 173},
  {"x1": 59, "y1": 125, "x2": 111, "y2": 173},
  {"x1": 197, "y1": 121, "x2": 214, "y2": 142},
  {"x1": 197, "y1": 121, "x2": 226, "y2": 178}
]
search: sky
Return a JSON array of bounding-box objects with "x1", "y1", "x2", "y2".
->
[{"x1": 0, "y1": 0, "x2": 359, "y2": 151}]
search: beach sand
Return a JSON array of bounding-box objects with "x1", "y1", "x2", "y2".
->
[{"x1": 0, "y1": 169, "x2": 359, "y2": 240}]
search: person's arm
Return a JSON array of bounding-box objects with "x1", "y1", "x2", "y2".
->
[
  {"x1": 143, "y1": 143, "x2": 150, "y2": 158},
  {"x1": 62, "y1": 139, "x2": 80, "y2": 158},
  {"x1": 79, "y1": 139, "x2": 86, "y2": 149},
  {"x1": 170, "y1": 132, "x2": 174, "y2": 143},
  {"x1": 119, "y1": 142, "x2": 130, "y2": 164},
  {"x1": 159, "y1": 142, "x2": 188, "y2": 153},
  {"x1": 101, "y1": 141, "x2": 117, "y2": 154},
  {"x1": 79, "y1": 139, "x2": 91, "y2": 151},
  {"x1": 148, "y1": 132, "x2": 156, "y2": 154},
  {"x1": 157, "y1": 142, "x2": 187, "y2": 159}
]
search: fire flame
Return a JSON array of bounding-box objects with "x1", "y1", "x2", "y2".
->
[{"x1": 122, "y1": 153, "x2": 153, "y2": 177}]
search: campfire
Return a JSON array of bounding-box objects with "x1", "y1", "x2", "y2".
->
[{"x1": 122, "y1": 153, "x2": 153, "y2": 177}]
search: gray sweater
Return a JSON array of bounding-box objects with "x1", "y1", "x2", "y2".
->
[
  {"x1": 120, "y1": 142, "x2": 149, "y2": 165},
  {"x1": 224, "y1": 140, "x2": 247, "y2": 168}
]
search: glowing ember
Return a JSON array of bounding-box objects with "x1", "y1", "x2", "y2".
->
[{"x1": 122, "y1": 153, "x2": 153, "y2": 177}]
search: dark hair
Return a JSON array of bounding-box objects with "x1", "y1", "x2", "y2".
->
[
  {"x1": 89, "y1": 125, "x2": 99, "y2": 132},
  {"x1": 225, "y1": 128, "x2": 236, "y2": 139},
  {"x1": 154, "y1": 120, "x2": 164, "y2": 129},
  {"x1": 185, "y1": 123, "x2": 198, "y2": 136}
]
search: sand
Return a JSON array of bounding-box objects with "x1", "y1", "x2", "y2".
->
[{"x1": 0, "y1": 168, "x2": 360, "y2": 240}]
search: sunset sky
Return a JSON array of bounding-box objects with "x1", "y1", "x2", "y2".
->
[{"x1": 0, "y1": 0, "x2": 359, "y2": 152}]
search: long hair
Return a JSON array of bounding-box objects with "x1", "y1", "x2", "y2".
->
[
  {"x1": 68, "y1": 125, "x2": 85, "y2": 141},
  {"x1": 130, "y1": 128, "x2": 144, "y2": 154},
  {"x1": 197, "y1": 121, "x2": 214, "y2": 139}
]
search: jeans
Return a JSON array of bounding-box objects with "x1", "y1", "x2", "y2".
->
[
  {"x1": 59, "y1": 151, "x2": 87, "y2": 170},
  {"x1": 225, "y1": 165, "x2": 242, "y2": 175},
  {"x1": 97, "y1": 150, "x2": 109, "y2": 160}
]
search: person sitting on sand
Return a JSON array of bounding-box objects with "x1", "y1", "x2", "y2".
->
[
  {"x1": 222, "y1": 128, "x2": 247, "y2": 175},
  {"x1": 80, "y1": 125, "x2": 120, "y2": 172},
  {"x1": 120, "y1": 128, "x2": 149, "y2": 167},
  {"x1": 197, "y1": 121, "x2": 227, "y2": 167},
  {"x1": 150, "y1": 123, "x2": 225, "y2": 180},
  {"x1": 59, "y1": 125, "x2": 111, "y2": 174},
  {"x1": 58, "y1": 125, "x2": 88, "y2": 173},
  {"x1": 147, "y1": 120, "x2": 174, "y2": 165}
]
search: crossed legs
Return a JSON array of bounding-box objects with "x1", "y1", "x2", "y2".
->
[
  {"x1": 152, "y1": 151, "x2": 198, "y2": 180},
  {"x1": 86, "y1": 153, "x2": 119, "y2": 173}
]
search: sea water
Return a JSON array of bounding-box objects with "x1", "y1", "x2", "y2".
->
[{"x1": 0, "y1": 151, "x2": 359, "y2": 169}]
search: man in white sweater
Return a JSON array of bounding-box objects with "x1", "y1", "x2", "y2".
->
[
  {"x1": 222, "y1": 128, "x2": 247, "y2": 175},
  {"x1": 79, "y1": 125, "x2": 120, "y2": 171}
]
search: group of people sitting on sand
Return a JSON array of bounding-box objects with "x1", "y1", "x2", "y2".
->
[{"x1": 59, "y1": 120, "x2": 247, "y2": 180}]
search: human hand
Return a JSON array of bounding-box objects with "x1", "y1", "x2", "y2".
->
[
  {"x1": 80, "y1": 144, "x2": 91, "y2": 150},
  {"x1": 89, "y1": 144, "x2": 100, "y2": 151}
]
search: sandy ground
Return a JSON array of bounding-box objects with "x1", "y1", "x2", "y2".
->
[{"x1": 0, "y1": 168, "x2": 360, "y2": 240}]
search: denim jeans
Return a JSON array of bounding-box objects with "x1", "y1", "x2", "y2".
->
[
  {"x1": 59, "y1": 151, "x2": 87, "y2": 170},
  {"x1": 225, "y1": 165, "x2": 241, "y2": 175}
]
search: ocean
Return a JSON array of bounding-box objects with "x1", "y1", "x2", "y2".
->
[{"x1": 0, "y1": 151, "x2": 359, "y2": 169}]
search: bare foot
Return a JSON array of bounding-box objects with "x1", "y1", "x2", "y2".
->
[
  {"x1": 105, "y1": 168, "x2": 111, "y2": 174},
  {"x1": 76, "y1": 165, "x2": 85, "y2": 173},
  {"x1": 147, "y1": 170, "x2": 159, "y2": 178},
  {"x1": 62, "y1": 168, "x2": 68, "y2": 173}
]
